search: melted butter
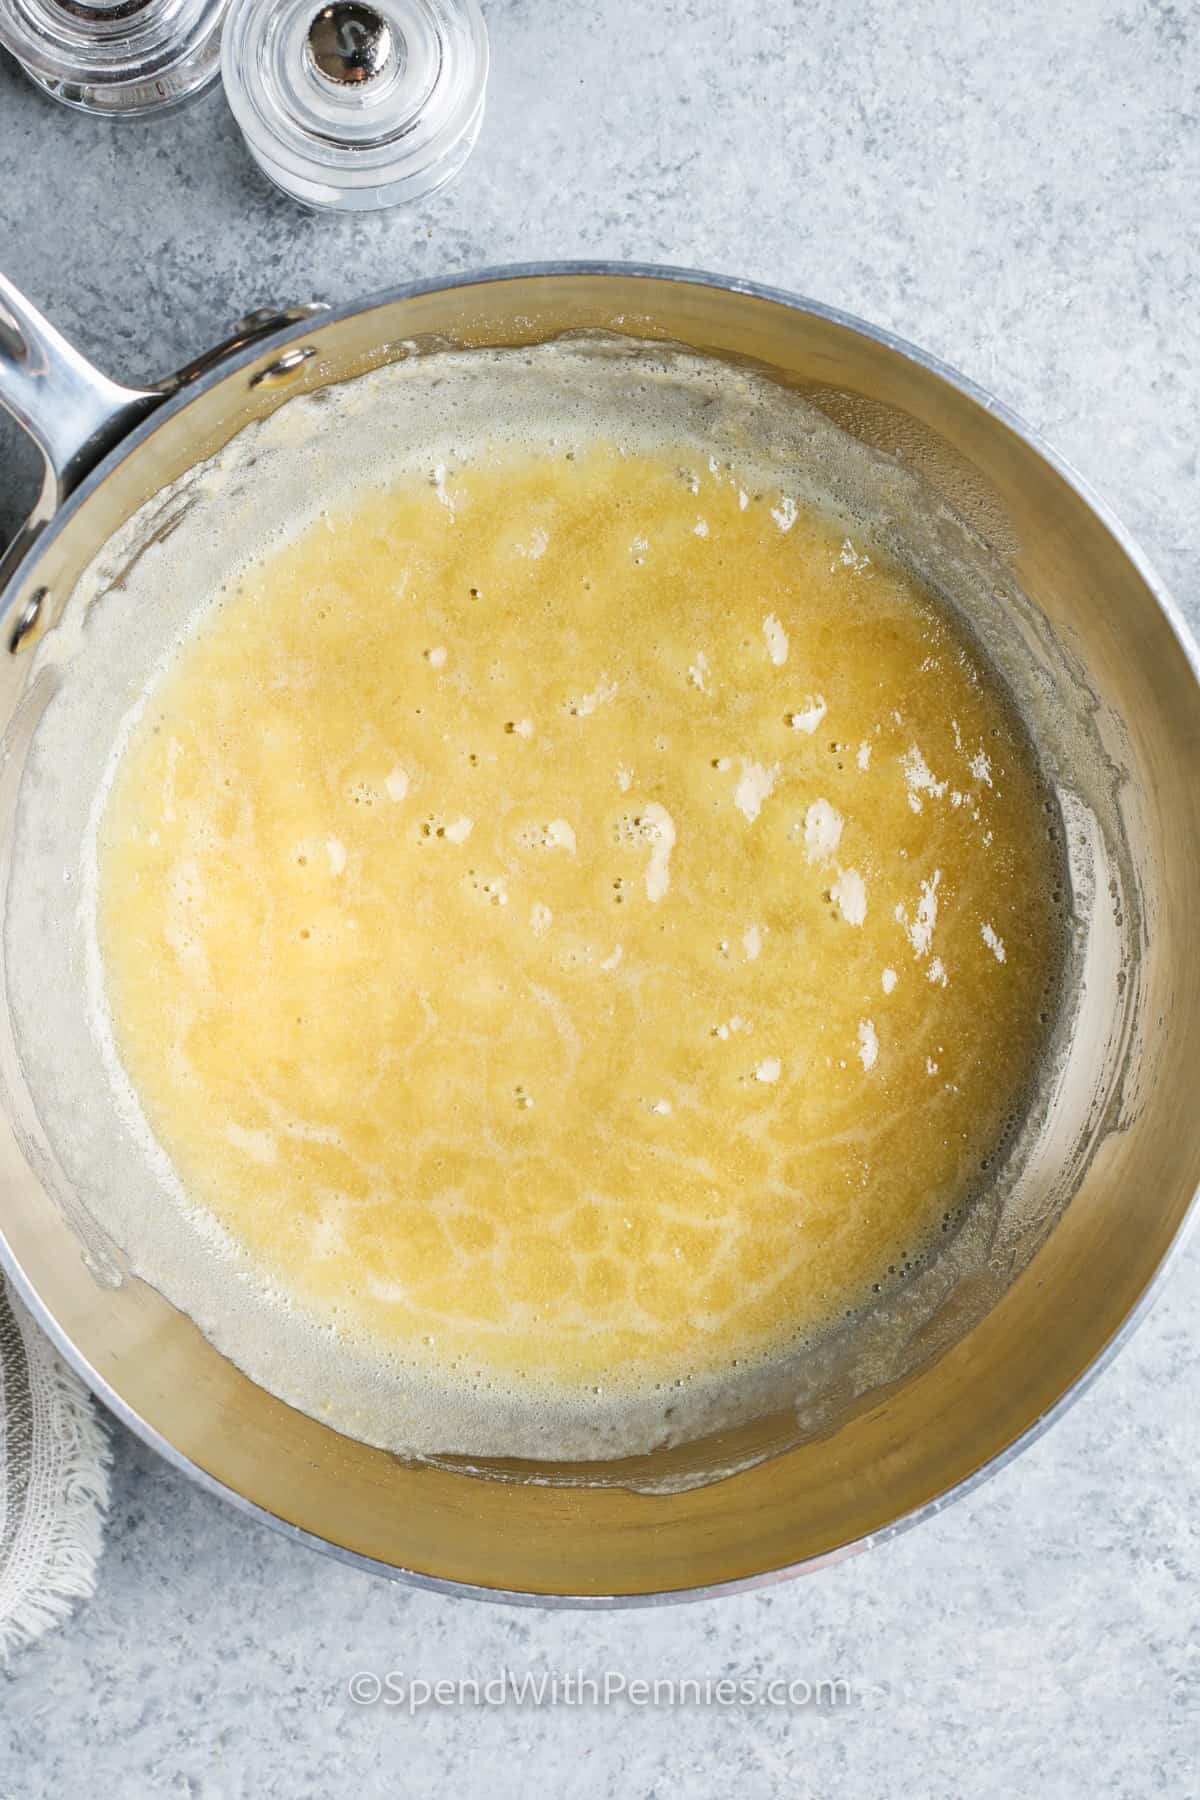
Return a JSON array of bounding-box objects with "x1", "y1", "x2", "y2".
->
[{"x1": 97, "y1": 442, "x2": 1062, "y2": 1399}]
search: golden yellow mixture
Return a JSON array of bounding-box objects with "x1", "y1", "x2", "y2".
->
[{"x1": 97, "y1": 443, "x2": 1061, "y2": 1395}]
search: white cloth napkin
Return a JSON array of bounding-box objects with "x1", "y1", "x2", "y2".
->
[{"x1": 0, "y1": 1277, "x2": 110, "y2": 1657}]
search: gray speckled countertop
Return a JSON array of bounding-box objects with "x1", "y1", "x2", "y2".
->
[{"x1": 1, "y1": 3, "x2": 1198, "y2": 1794}]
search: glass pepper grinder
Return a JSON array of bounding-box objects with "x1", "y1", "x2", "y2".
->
[
  {"x1": 0, "y1": 0, "x2": 229, "y2": 114},
  {"x1": 221, "y1": 0, "x2": 488, "y2": 210}
]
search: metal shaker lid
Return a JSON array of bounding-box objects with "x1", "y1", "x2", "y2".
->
[{"x1": 221, "y1": 0, "x2": 488, "y2": 211}]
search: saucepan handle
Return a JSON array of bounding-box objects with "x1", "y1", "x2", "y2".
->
[
  {"x1": 0, "y1": 274, "x2": 162, "y2": 510},
  {"x1": 0, "y1": 276, "x2": 328, "y2": 641}
]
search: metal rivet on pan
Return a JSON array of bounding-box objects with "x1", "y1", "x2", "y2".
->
[
  {"x1": 250, "y1": 345, "x2": 319, "y2": 388},
  {"x1": 9, "y1": 587, "x2": 47, "y2": 655}
]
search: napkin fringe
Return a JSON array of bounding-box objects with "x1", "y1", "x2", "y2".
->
[{"x1": 1, "y1": 1295, "x2": 111, "y2": 1659}]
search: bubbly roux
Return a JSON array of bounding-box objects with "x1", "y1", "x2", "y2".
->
[{"x1": 97, "y1": 440, "x2": 1062, "y2": 1410}]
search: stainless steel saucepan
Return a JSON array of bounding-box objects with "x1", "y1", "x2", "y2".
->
[{"x1": 0, "y1": 263, "x2": 1197, "y2": 1605}]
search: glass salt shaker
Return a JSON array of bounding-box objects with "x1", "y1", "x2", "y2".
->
[
  {"x1": 221, "y1": 0, "x2": 488, "y2": 210},
  {"x1": 0, "y1": 0, "x2": 229, "y2": 115}
]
